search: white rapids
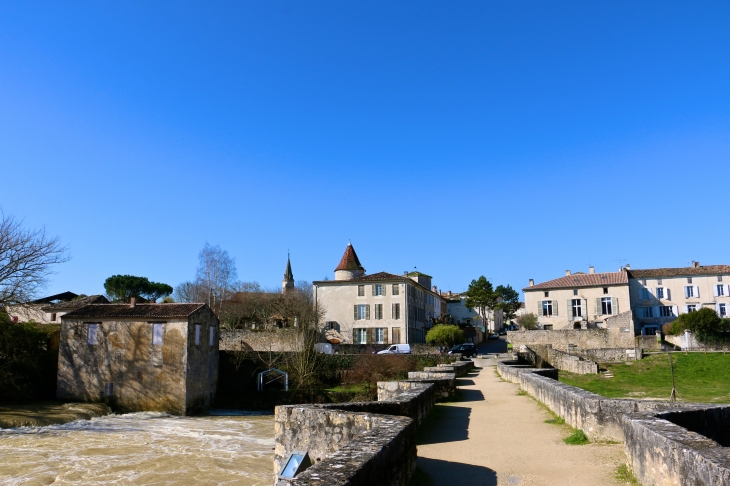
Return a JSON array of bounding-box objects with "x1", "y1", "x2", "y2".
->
[{"x1": 0, "y1": 410, "x2": 274, "y2": 485}]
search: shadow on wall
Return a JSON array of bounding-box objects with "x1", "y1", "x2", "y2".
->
[{"x1": 415, "y1": 457, "x2": 497, "y2": 486}]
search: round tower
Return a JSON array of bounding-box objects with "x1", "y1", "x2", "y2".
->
[{"x1": 334, "y1": 241, "x2": 365, "y2": 280}]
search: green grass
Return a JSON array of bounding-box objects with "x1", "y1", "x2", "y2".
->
[
  {"x1": 516, "y1": 389, "x2": 528, "y2": 396},
  {"x1": 558, "y1": 353, "x2": 730, "y2": 403},
  {"x1": 544, "y1": 417, "x2": 565, "y2": 425},
  {"x1": 322, "y1": 383, "x2": 369, "y2": 393},
  {"x1": 615, "y1": 464, "x2": 640, "y2": 485},
  {"x1": 563, "y1": 429, "x2": 590, "y2": 445}
]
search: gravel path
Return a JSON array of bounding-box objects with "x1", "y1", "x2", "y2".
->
[{"x1": 415, "y1": 365, "x2": 626, "y2": 486}]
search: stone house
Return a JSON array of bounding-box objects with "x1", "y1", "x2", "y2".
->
[
  {"x1": 523, "y1": 267, "x2": 630, "y2": 331},
  {"x1": 313, "y1": 242, "x2": 446, "y2": 345},
  {"x1": 4, "y1": 291, "x2": 108, "y2": 324},
  {"x1": 57, "y1": 302, "x2": 219, "y2": 415},
  {"x1": 627, "y1": 262, "x2": 730, "y2": 335}
]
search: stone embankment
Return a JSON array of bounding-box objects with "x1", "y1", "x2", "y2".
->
[
  {"x1": 497, "y1": 360, "x2": 730, "y2": 485},
  {"x1": 274, "y1": 359, "x2": 474, "y2": 485},
  {"x1": 0, "y1": 402, "x2": 111, "y2": 429}
]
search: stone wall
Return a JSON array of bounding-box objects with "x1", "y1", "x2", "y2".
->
[
  {"x1": 406, "y1": 371, "x2": 457, "y2": 399},
  {"x1": 521, "y1": 345, "x2": 598, "y2": 375},
  {"x1": 571, "y1": 348, "x2": 635, "y2": 362},
  {"x1": 274, "y1": 360, "x2": 472, "y2": 485},
  {"x1": 622, "y1": 407, "x2": 730, "y2": 485},
  {"x1": 496, "y1": 360, "x2": 700, "y2": 442},
  {"x1": 219, "y1": 329, "x2": 303, "y2": 352}
]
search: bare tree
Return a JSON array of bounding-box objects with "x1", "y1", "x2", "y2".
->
[
  {"x1": 0, "y1": 212, "x2": 70, "y2": 306},
  {"x1": 196, "y1": 243, "x2": 238, "y2": 315}
]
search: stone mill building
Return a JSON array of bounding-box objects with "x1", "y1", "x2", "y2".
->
[{"x1": 57, "y1": 301, "x2": 219, "y2": 415}]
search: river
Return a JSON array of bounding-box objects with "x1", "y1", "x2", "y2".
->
[{"x1": 0, "y1": 410, "x2": 274, "y2": 485}]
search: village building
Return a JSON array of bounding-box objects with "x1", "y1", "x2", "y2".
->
[
  {"x1": 443, "y1": 291, "x2": 505, "y2": 336},
  {"x1": 523, "y1": 267, "x2": 630, "y2": 331},
  {"x1": 313, "y1": 242, "x2": 446, "y2": 345},
  {"x1": 57, "y1": 301, "x2": 219, "y2": 415},
  {"x1": 627, "y1": 262, "x2": 730, "y2": 335},
  {"x1": 5, "y1": 292, "x2": 109, "y2": 324}
]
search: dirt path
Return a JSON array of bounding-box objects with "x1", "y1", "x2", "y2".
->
[{"x1": 415, "y1": 365, "x2": 626, "y2": 486}]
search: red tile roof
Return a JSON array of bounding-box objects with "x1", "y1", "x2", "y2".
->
[
  {"x1": 628, "y1": 265, "x2": 730, "y2": 279},
  {"x1": 63, "y1": 303, "x2": 208, "y2": 319},
  {"x1": 525, "y1": 271, "x2": 628, "y2": 291},
  {"x1": 42, "y1": 295, "x2": 109, "y2": 311},
  {"x1": 334, "y1": 243, "x2": 365, "y2": 272}
]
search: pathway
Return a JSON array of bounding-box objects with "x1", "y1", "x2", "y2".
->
[{"x1": 415, "y1": 362, "x2": 626, "y2": 486}]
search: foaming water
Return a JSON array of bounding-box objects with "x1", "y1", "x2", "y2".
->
[{"x1": 0, "y1": 410, "x2": 274, "y2": 485}]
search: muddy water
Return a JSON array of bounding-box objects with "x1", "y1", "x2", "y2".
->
[{"x1": 0, "y1": 410, "x2": 274, "y2": 485}]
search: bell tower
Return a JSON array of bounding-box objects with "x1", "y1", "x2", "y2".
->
[{"x1": 282, "y1": 253, "x2": 295, "y2": 294}]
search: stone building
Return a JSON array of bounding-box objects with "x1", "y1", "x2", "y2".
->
[
  {"x1": 5, "y1": 292, "x2": 108, "y2": 324},
  {"x1": 523, "y1": 267, "x2": 630, "y2": 330},
  {"x1": 57, "y1": 302, "x2": 219, "y2": 415},
  {"x1": 313, "y1": 242, "x2": 446, "y2": 344},
  {"x1": 627, "y1": 262, "x2": 730, "y2": 335}
]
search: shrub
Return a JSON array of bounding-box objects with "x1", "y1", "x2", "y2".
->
[
  {"x1": 564, "y1": 429, "x2": 590, "y2": 445},
  {"x1": 661, "y1": 323, "x2": 674, "y2": 335},
  {"x1": 670, "y1": 308, "x2": 726, "y2": 341},
  {"x1": 425, "y1": 324, "x2": 464, "y2": 347},
  {"x1": 343, "y1": 354, "x2": 414, "y2": 397},
  {"x1": 516, "y1": 313, "x2": 538, "y2": 330}
]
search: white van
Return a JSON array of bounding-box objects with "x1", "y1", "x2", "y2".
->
[{"x1": 377, "y1": 344, "x2": 411, "y2": 355}]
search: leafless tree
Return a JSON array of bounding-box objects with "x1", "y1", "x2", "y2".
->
[
  {"x1": 196, "y1": 243, "x2": 238, "y2": 315},
  {"x1": 0, "y1": 212, "x2": 70, "y2": 306}
]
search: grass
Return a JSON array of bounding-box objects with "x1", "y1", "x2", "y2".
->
[
  {"x1": 322, "y1": 383, "x2": 369, "y2": 393},
  {"x1": 563, "y1": 429, "x2": 590, "y2": 445},
  {"x1": 615, "y1": 464, "x2": 640, "y2": 485},
  {"x1": 558, "y1": 353, "x2": 730, "y2": 403},
  {"x1": 516, "y1": 389, "x2": 528, "y2": 396}
]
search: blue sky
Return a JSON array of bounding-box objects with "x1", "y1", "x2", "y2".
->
[{"x1": 1, "y1": 1, "x2": 729, "y2": 298}]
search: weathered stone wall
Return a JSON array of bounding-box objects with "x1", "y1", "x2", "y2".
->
[
  {"x1": 622, "y1": 407, "x2": 730, "y2": 485},
  {"x1": 497, "y1": 361, "x2": 699, "y2": 442},
  {"x1": 185, "y1": 308, "x2": 219, "y2": 413},
  {"x1": 406, "y1": 371, "x2": 456, "y2": 399},
  {"x1": 521, "y1": 345, "x2": 599, "y2": 375},
  {"x1": 219, "y1": 329, "x2": 302, "y2": 352},
  {"x1": 571, "y1": 348, "x2": 636, "y2": 362}
]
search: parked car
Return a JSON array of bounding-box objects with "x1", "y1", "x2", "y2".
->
[
  {"x1": 448, "y1": 343, "x2": 477, "y2": 357},
  {"x1": 488, "y1": 333, "x2": 500, "y2": 340},
  {"x1": 377, "y1": 344, "x2": 411, "y2": 355},
  {"x1": 498, "y1": 330, "x2": 507, "y2": 336}
]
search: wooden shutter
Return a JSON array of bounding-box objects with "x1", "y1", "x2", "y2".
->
[
  {"x1": 392, "y1": 327, "x2": 400, "y2": 344},
  {"x1": 567, "y1": 300, "x2": 573, "y2": 318},
  {"x1": 673, "y1": 305, "x2": 678, "y2": 316},
  {"x1": 353, "y1": 328, "x2": 358, "y2": 344},
  {"x1": 538, "y1": 301, "x2": 543, "y2": 316},
  {"x1": 613, "y1": 297, "x2": 619, "y2": 314},
  {"x1": 667, "y1": 288, "x2": 671, "y2": 301},
  {"x1": 372, "y1": 285, "x2": 376, "y2": 296},
  {"x1": 714, "y1": 285, "x2": 719, "y2": 297},
  {"x1": 383, "y1": 328, "x2": 388, "y2": 344},
  {"x1": 366, "y1": 304, "x2": 370, "y2": 319},
  {"x1": 366, "y1": 327, "x2": 375, "y2": 344},
  {"x1": 383, "y1": 284, "x2": 386, "y2": 296},
  {"x1": 552, "y1": 300, "x2": 558, "y2": 316},
  {"x1": 725, "y1": 285, "x2": 730, "y2": 296},
  {"x1": 695, "y1": 286, "x2": 700, "y2": 298},
  {"x1": 596, "y1": 298, "x2": 602, "y2": 315},
  {"x1": 683, "y1": 305, "x2": 688, "y2": 314},
  {"x1": 354, "y1": 305, "x2": 358, "y2": 320}
]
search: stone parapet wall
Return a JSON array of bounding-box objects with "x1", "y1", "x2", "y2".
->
[
  {"x1": 274, "y1": 406, "x2": 416, "y2": 486},
  {"x1": 496, "y1": 361, "x2": 698, "y2": 442},
  {"x1": 622, "y1": 407, "x2": 730, "y2": 485},
  {"x1": 438, "y1": 360, "x2": 474, "y2": 377},
  {"x1": 220, "y1": 329, "x2": 305, "y2": 352},
  {"x1": 572, "y1": 348, "x2": 636, "y2": 362},
  {"x1": 406, "y1": 372, "x2": 456, "y2": 399},
  {"x1": 521, "y1": 345, "x2": 598, "y2": 375}
]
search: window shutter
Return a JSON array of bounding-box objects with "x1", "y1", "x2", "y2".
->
[
  {"x1": 725, "y1": 285, "x2": 730, "y2": 296},
  {"x1": 383, "y1": 285, "x2": 386, "y2": 296},
  {"x1": 354, "y1": 305, "x2": 358, "y2": 320},
  {"x1": 596, "y1": 298, "x2": 602, "y2": 315},
  {"x1": 353, "y1": 328, "x2": 357, "y2": 344},
  {"x1": 383, "y1": 329, "x2": 388, "y2": 344},
  {"x1": 372, "y1": 285, "x2": 376, "y2": 296},
  {"x1": 717, "y1": 303, "x2": 722, "y2": 314},
  {"x1": 672, "y1": 305, "x2": 678, "y2": 316},
  {"x1": 366, "y1": 327, "x2": 375, "y2": 344},
  {"x1": 714, "y1": 285, "x2": 719, "y2": 297},
  {"x1": 552, "y1": 300, "x2": 558, "y2": 316},
  {"x1": 366, "y1": 304, "x2": 370, "y2": 319},
  {"x1": 684, "y1": 287, "x2": 690, "y2": 298},
  {"x1": 538, "y1": 301, "x2": 542, "y2": 316},
  {"x1": 567, "y1": 300, "x2": 573, "y2": 318},
  {"x1": 695, "y1": 286, "x2": 700, "y2": 298},
  {"x1": 667, "y1": 288, "x2": 671, "y2": 301},
  {"x1": 613, "y1": 297, "x2": 619, "y2": 314},
  {"x1": 683, "y1": 305, "x2": 688, "y2": 314}
]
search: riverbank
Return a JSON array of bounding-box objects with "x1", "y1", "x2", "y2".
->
[{"x1": 0, "y1": 402, "x2": 111, "y2": 428}]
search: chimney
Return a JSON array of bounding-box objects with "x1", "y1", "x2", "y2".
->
[
  {"x1": 130, "y1": 296, "x2": 137, "y2": 308},
  {"x1": 529, "y1": 279, "x2": 534, "y2": 287},
  {"x1": 589, "y1": 266, "x2": 595, "y2": 274},
  {"x1": 432, "y1": 286, "x2": 438, "y2": 293},
  {"x1": 565, "y1": 270, "x2": 571, "y2": 276},
  {"x1": 626, "y1": 264, "x2": 631, "y2": 270},
  {"x1": 694, "y1": 261, "x2": 700, "y2": 268}
]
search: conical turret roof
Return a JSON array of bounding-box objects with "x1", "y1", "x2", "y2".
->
[
  {"x1": 284, "y1": 254, "x2": 294, "y2": 281},
  {"x1": 334, "y1": 242, "x2": 365, "y2": 272}
]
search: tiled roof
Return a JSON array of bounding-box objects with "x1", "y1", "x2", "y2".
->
[
  {"x1": 628, "y1": 265, "x2": 730, "y2": 279},
  {"x1": 352, "y1": 272, "x2": 406, "y2": 281},
  {"x1": 42, "y1": 295, "x2": 109, "y2": 311},
  {"x1": 31, "y1": 291, "x2": 79, "y2": 304},
  {"x1": 314, "y1": 272, "x2": 442, "y2": 296},
  {"x1": 334, "y1": 243, "x2": 365, "y2": 272},
  {"x1": 63, "y1": 303, "x2": 207, "y2": 319},
  {"x1": 525, "y1": 271, "x2": 628, "y2": 291}
]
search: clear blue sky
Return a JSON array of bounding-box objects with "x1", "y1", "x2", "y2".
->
[{"x1": 1, "y1": 1, "x2": 729, "y2": 299}]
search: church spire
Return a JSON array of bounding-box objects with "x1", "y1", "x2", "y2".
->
[{"x1": 282, "y1": 253, "x2": 295, "y2": 294}]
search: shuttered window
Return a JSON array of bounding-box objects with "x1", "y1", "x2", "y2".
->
[
  {"x1": 87, "y1": 324, "x2": 99, "y2": 345},
  {"x1": 355, "y1": 304, "x2": 370, "y2": 320},
  {"x1": 541, "y1": 301, "x2": 553, "y2": 317},
  {"x1": 195, "y1": 324, "x2": 201, "y2": 345},
  {"x1": 656, "y1": 287, "x2": 664, "y2": 299},
  {"x1": 392, "y1": 303, "x2": 400, "y2": 320},
  {"x1": 153, "y1": 323, "x2": 165, "y2": 345},
  {"x1": 392, "y1": 284, "x2": 399, "y2": 295},
  {"x1": 391, "y1": 327, "x2": 401, "y2": 344},
  {"x1": 374, "y1": 304, "x2": 383, "y2": 320},
  {"x1": 373, "y1": 284, "x2": 384, "y2": 296},
  {"x1": 358, "y1": 285, "x2": 365, "y2": 296}
]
